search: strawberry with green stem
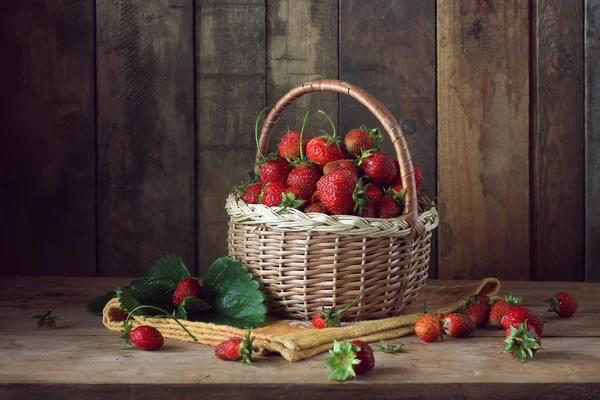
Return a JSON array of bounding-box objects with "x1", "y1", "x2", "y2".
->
[
  {"x1": 316, "y1": 169, "x2": 359, "y2": 215},
  {"x1": 215, "y1": 328, "x2": 260, "y2": 364},
  {"x1": 344, "y1": 124, "x2": 384, "y2": 157},
  {"x1": 322, "y1": 339, "x2": 375, "y2": 381},
  {"x1": 503, "y1": 320, "x2": 542, "y2": 362},
  {"x1": 489, "y1": 294, "x2": 522, "y2": 327},
  {"x1": 251, "y1": 106, "x2": 291, "y2": 184},
  {"x1": 357, "y1": 149, "x2": 397, "y2": 186},
  {"x1": 287, "y1": 112, "x2": 322, "y2": 195},
  {"x1": 545, "y1": 292, "x2": 578, "y2": 318},
  {"x1": 306, "y1": 110, "x2": 348, "y2": 168},
  {"x1": 312, "y1": 292, "x2": 363, "y2": 329}
]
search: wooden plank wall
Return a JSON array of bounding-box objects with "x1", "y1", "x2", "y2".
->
[{"x1": 1, "y1": 0, "x2": 598, "y2": 282}]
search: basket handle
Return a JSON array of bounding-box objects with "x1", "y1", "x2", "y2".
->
[{"x1": 257, "y1": 79, "x2": 425, "y2": 236}]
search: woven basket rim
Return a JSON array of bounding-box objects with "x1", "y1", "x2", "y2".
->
[{"x1": 225, "y1": 192, "x2": 440, "y2": 237}]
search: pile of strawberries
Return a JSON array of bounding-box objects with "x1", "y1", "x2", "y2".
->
[{"x1": 236, "y1": 109, "x2": 424, "y2": 218}]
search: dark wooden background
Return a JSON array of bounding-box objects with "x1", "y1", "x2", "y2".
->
[{"x1": 2, "y1": 0, "x2": 598, "y2": 282}]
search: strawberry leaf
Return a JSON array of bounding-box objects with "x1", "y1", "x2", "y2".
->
[
  {"x1": 129, "y1": 254, "x2": 190, "y2": 288},
  {"x1": 86, "y1": 291, "x2": 116, "y2": 315},
  {"x1": 175, "y1": 296, "x2": 212, "y2": 320},
  {"x1": 116, "y1": 284, "x2": 175, "y2": 317}
]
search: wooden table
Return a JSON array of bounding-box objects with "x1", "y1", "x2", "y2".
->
[{"x1": 1, "y1": 277, "x2": 599, "y2": 399}]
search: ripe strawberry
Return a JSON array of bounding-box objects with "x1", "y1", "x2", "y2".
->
[
  {"x1": 344, "y1": 125, "x2": 382, "y2": 156},
  {"x1": 316, "y1": 170, "x2": 359, "y2": 215},
  {"x1": 240, "y1": 182, "x2": 263, "y2": 204},
  {"x1": 278, "y1": 130, "x2": 308, "y2": 160},
  {"x1": 365, "y1": 184, "x2": 383, "y2": 207},
  {"x1": 260, "y1": 182, "x2": 288, "y2": 206},
  {"x1": 306, "y1": 110, "x2": 348, "y2": 168},
  {"x1": 393, "y1": 161, "x2": 424, "y2": 190},
  {"x1": 215, "y1": 329, "x2": 260, "y2": 364},
  {"x1": 377, "y1": 196, "x2": 401, "y2": 218},
  {"x1": 467, "y1": 302, "x2": 491, "y2": 327},
  {"x1": 312, "y1": 293, "x2": 362, "y2": 329},
  {"x1": 287, "y1": 165, "x2": 321, "y2": 195},
  {"x1": 322, "y1": 159, "x2": 361, "y2": 178},
  {"x1": 304, "y1": 202, "x2": 329, "y2": 214},
  {"x1": 259, "y1": 157, "x2": 292, "y2": 184},
  {"x1": 414, "y1": 315, "x2": 443, "y2": 343},
  {"x1": 443, "y1": 313, "x2": 475, "y2": 338},
  {"x1": 503, "y1": 321, "x2": 542, "y2": 362},
  {"x1": 489, "y1": 294, "x2": 522, "y2": 327},
  {"x1": 129, "y1": 326, "x2": 164, "y2": 351},
  {"x1": 285, "y1": 186, "x2": 310, "y2": 203},
  {"x1": 546, "y1": 292, "x2": 578, "y2": 318},
  {"x1": 311, "y1": 190, "x2": 321, "y2": 203},
  {"x1": 172, "y1": 278, "x2": 203, "y2": 307},
  {"x1": 322, "y1": 339, "x2": 375, "y2": 381},
  {"x1": 358, "y1": 151, "x2": 397, "y2": 186},
  {"x1": 502, "y1": 306, "x2": 545, "y2": 336},
  {"x1": 470, "y1": 294, "x2": 491, "y2": 305},
  {"x1": 359, "y1": 203, "x2": 377, "y2": 218}
]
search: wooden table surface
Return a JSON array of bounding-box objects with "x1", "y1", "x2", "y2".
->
[{"x1": 1, "y1": 277, "x2": 599, "y2": 400}]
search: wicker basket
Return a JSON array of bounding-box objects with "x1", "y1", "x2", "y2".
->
[{"x1": 226, "y1": 79, "x2": 439, "y2": 321}]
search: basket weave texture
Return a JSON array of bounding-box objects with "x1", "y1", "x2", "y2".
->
[{"x1": 226, "y1": 79, "x2": 440, "y2": 321}]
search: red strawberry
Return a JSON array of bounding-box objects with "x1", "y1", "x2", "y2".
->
[
  {"x1": 344, "y1": 125, "x2": 382, "y2": 157},
  {"x1": 260, "y1": 182, "x2": 288, "y2": 206},
  {"x1": 316, "y1": 170, "x2": 358, "y2": 215},
  {"x1": 394, "y1": 161, "x2": 424, "y2": 190},
  {"x1": 306, "y1": 110, "x2": 348, "y2": 168},
  {"x1": 546, "y1": 292, "x2": 578, "y2": 318},
  {"x1": 129, "y1": 326, "x2": 164, "y2": 351},
  {"x1": 259, "y1": 157, "x2": 291, "y2": 184},
  {"x1": 414, "y1": 315, "x2": 443, "y2": 343},
  {"x1": 322, "y1": 159, "x2": 360, "y2": 178},
  {"x1": 359, "y1": 203, "x2": 377, "y2": 218},
  {"x1": 287, "y1": 165, "x2": 321, "y2": 195},
  {"x1": 322, "y1": 339, "x2": 375, "y2": 381},
  {"x1": 304, "y1": 202, "x2": 329, "y2": 214},
  {"x1": 358, "y1": 151, "x2": 397, "y2": 186},
  {"x1": 503, "y1": 321, "x2": 542, "y2": 362},
  {"x1": 311, "y1": 190, "x2": 321, "y2": 203},
  {"x1": 278, "y1": 130, "x2": 308, "y2": 160},
  {"x1": 443, "y1": 313, "x2": 475, "y2": 338},
  {"x1": 285, "y1": 186, "x2": 310, "y2": 203},
  {"x1": 470, "y1": 294, "x2": 491, "y2": 304},
  {"x1": 377, "y1": 196, "x2": 401, "y2": 218},
  {"x1": 312, "y1": 293, "x2": 361, "y2": 329},
  {"x1": 502, "y1": 306, "x2": 545, "y2": 336},
  {"x1": 467, "y1": 302, "x2": 491, "y2": 327},
  {"x1": 241, "y1": 182, "x2": 263, "y2": 204},
  {"x1": 172, "y1": 278, "x2": 203, "y2": 307},
  {"x1": 215, "y1": 329, "x2": 259, "y2": 364},
  {"x1": 365, "y1": 184, "x2": 383, "y2": 207},
  {"x1": 489, "y1": 294, "x2": 522, "y2": 327}
]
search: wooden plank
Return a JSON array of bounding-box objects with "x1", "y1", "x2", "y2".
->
[
  {"x1": 436, "y1": 1, "x2": 530, "y2": 280},
  {"x1": 196, "y1": 0, "x2": 266, "y2": 275},
  {"x1": 96, "y1": 0, "x2": 196, "y2": 277},
  {"x1": 266, "y1": 0, "x2": 338, "y2": 149},
  {"x1": 535, "y1": 0, "x2": 585, "y2": 281},
  {"x1": 0, "y1": 1, "x2": 95, "y2": 276},
  {"x1": 339, "y1": 0, "x2": 438, "y2": 277},
  {"x1": 586, "y1": 0, "x2": 600, "y2": 282}
]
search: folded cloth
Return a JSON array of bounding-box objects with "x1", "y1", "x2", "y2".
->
[{"x1": 103, "y1": 278, "x2": 500, "y2": 362}]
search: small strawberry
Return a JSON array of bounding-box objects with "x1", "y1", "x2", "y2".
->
[
  {"x1": 278, "y1": 130, "x2": 308, "y2": 160},
  {"x1": 215, "y1": 329, "x2": 260, "y2": 364},
  {"x1": 502, "y1": 321, "x2": 542, "y2": 362},
  {"x1": 306, "y1": 110, "x2": 348, "y2": 168},
  {"x1": 322, "y1": 339, "x2": 375, "y2": 381},
  {"x1": 365, "y1": 184, "x2": 383, "y2": 207},
  {"x1": 173, "y1": 278, "x2": 203, "y2": 307},
  {"x1": 394, "y1": 161, "x2": 424, "y2": 190},
  {"x1": 467, "y1": 302, "x2": 491, "y2": 327},
  {"x1": 322, "y1": 159, "x2": 361, "y2": 178},
  {"x1": 489, "y1": 294, "x2": 522, "y2": 327},
  {"x1": 129, "y1": 326, "x2": 164, "y2": 351},
  {"x1": 287, "y1": 165, "x2": 321, "y2": 195},
  {"x1": 377, "y1": 196, "x2": 401, "y2": 218},
  {"x1": 358, "y1": 150, "x2": 397, "y2": 186},
  {"x1": 312, "y1": 293, "x2": 362, "y2": 329},
  {"x1": 344, "y1": 125, "x2": 383, "y2": 156},
  {"x1": 502, "y1": 306, "x2": 545, "y2": 336},
  {"x1": 443, "y1": 313, "x2": 475, "y2": 338},
  {"x1": 260, "y1": 182, "x2": 288, "y2": 207},
  {"x1": 414, "y1": 314, "x2": 443, "y2": 343},
  {"x1": 304, "y1": 202, "x2": 329, "y2": 214},
  {"x1": 316, "y1": 169, "x2": 359, "y2": 215},
  {"x1": 545, "y1": 292, "x2": 578, "y2": 318},
  {"x1": 241, "y1": 182, "x2": 263, "y2": 204},
  {"x1": 259, "y1": 157, "x2": 292, "y2": 184}
]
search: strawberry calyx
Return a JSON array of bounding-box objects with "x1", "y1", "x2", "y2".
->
[
  {"x1": 316, "y1": 292, "x2": 363, "y2": 328},
  {"x1": 352, "y1": 177, "x2": 372, "y2": 215},
  {"x1": 317, "y1": 110, "x2": 342, "y2": 148},
  {"x1": 359, "y1": 123, "x2": 384, "y2": 147},
  {"x1": 544, "y1": 296, "x2": 562, "y2": 314},
  {"x1": 278, "y1": 192, "x2": 306, "y2": 210},
  {"x1": 322, "y1": 339, "x2": 362, "y2": 381},
  {"x1": 385, "y1": 186, "x2": 406, "y2": 204},
  {"x1": 502, "y1": 294, "x2": 523, "y2": 306},
  {"x1": 355, "y1": 148, "x2": 377, "y2": 166},
  {"x1": 502, "y1": 320, "x2": 542, "y2": 362},
  {"x1": 239, "y1": 328, "x2": 260, "y2": 364}
]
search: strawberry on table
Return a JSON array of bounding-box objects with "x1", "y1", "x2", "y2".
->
[
  {"x1": 358, "y1": 150, "x2": 397, "y2": 186},
  {"x1": 546, "y1": 292, "x2": 578, "y2": 318},
  {"x1": 343, "y1": 125, "x2": 383, "y2": 157},
  {"x1": 215, "y1": 329, "x2": 260, "y2": 364},
  {"x1": 466, "y1": 294, "x2": 491, "y2": 326},
  {"x1": 501, "y1": 305, "x2": 545, "y2": 336},
  {"x1": 322, "y1": 339, "x2": 375, "y2": 381},
  {"x1": 414, "y1": 314, "x2": 443, "y2": 343},
  {"x1": 316, "y1": 169, "x2": 359, "y2": 215},
  {"x1": 312, "y1": 293, "x2": 362, "y2": 329},
  {"x1": 260, "y1": 182, "x2": 288, "y2": 207},
  {"x1": 443, "y1": 313, "x2": 475, "y2": 338},
  {"x1": 306, "y1": 110, "x2": 348, "y2": 168},
  {"x1": 502, "y1": 321, "x2": 542, "y2": 362},
  {"x1": 489, "y1": 294, "x2": 522, "y2": 327},
  {"x1": 173, "y1": 278, "x2": 203, "y2": 306},
  {"x1": 129, "y1": 326, "x2": 164, "y2": 351}
]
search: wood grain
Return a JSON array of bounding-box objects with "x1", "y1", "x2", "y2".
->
[
  {"x1": 535, "y1": 0, "x2": 585, "y2": 281},
  {"x1": 266, "y1": 0, "x2": 338, "y2": 151},
  {"x1": 437, "y1": 1, "x2": 530, "y2": 280},
  {"x1": 0, "y1": 0, "x2": 96, "y2": 276},
  {"x1": 586, "y1": 0, "x2": 600, "y2": 282},
  {"x1": 96, "y1": 0, "x2": 196, "y2": 277},
  {"x1": 196, "y1": 0, "x2": 266, "y2": 275},
  {"x1": 339, "y1": 0, "x2": 438, "y2": 277}
]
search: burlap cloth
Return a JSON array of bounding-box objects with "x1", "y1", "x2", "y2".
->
[{"x1": 103, "y1": 278, "x2": 500, "y2": 362}]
